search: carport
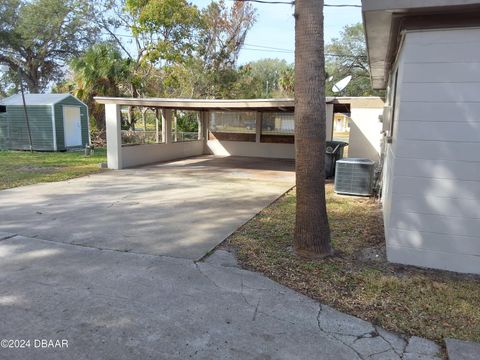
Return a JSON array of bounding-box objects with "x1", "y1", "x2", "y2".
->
[{"x1": 95, "y1": 97, "x2": 356, "y2": 170}]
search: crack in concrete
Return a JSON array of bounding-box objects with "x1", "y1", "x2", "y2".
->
[
  {"x1": 238, "y1": 276, "x2": 296, "y2": 325},
  {"x1": 374, "y1": 325, "x2": 407, "y2": 358},
  {"x1": 367, "y1": 348, "x2": 395, "y2": 358},
  {"x1": 400, "y1": 340, "x2": 408, "y2": 360},
  {"x1": 352, "y1": 330, "x2": 379, "y2": 343},
  {"x1": 316, "y1": 304, "x2": 365, "y2": 360},
  {"x1": 252, "y1": 298, "x2": 260, "y2": 321},
  {"x1": 194, "y1": 263, "x2": 221, "y2": 290},
  {"x1": 195, "y1": 263, "x2": 279, "y2": 326},
  {"x1": 315, "y1": 305, "x2": 376, "y2": 339},
  {"x1": 7, "y1": 235, "x2": 193, "y2": 262},
  {"x1": 0, "y1": 234, "x2": 17, "y2": 242},
  {"x1": 314, "y1": 304, "x2": 413, "y2": 360}
]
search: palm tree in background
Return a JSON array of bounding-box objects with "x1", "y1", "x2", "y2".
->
[
  {"x1": 68, "y1": 43, "x2": 132, "y2": 131},
  {"x1": 294, "y1": 0, "x2": 332, "y2": 258}
]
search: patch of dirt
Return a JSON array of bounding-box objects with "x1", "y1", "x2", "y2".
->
[{"x1": 354, "y1": 244, "x2": 387, "y2": 262}]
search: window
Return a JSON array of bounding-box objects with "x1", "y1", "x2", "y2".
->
[
  {"x1": 209, "y1": 112, "x2": 256, "y2": 134},
  {"x1": 261, "y1": 112, "x2": 294, "y2": 135}
]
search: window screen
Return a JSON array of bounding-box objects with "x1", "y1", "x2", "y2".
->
[
  {"x1": 209, "y1": 112, "x2": 256, "y2": 133},
  {"x1": 261, "y1": 112, "x2": 294, "y2": 135}
]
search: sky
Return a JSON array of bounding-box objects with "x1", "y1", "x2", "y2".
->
[{"x1": 191, "y1": 0, "x2": 363, "y2": 64}]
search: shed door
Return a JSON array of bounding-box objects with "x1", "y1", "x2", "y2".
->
[{"x1": 63, "y1": 106, "x2": 82, "y2": 147}]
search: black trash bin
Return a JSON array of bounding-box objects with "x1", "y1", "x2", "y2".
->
[{"x1": 325, "y1": 141, "x2": 348, "y2": 178}]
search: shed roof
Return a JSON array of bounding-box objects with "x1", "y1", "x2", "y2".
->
[{"x1": 0, "y1": 93, "x2": 72, "y2": 106}]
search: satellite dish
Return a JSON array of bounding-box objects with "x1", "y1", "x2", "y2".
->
[{"x1": 332, "y1": 75, "x2": 352, "y2": 93}]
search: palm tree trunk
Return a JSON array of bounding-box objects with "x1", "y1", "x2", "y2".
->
[{"x1": 294, "y1": 0, "x2": 332, "y2": 258}]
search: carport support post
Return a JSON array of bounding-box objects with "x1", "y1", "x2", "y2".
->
[
  {"x1": 255, "y1": 112, "x2": 262, "y2": 143},
  {"x1": 173, "y1": 111, "x2": 178, "y2": 142},
  {"x1": 326, "y1": 103, "x2": 334, "y2": 141},
  {"x1": 197, "y1": 112, "x2": 203, "y2": 140},
  {"x1": 105, "y1": 103, "x2": 123, "y2": 170},
  {"x1": 155, "y1": 108, "x2": 160, "y2": 143},
  {"x1": 200, "y1": 111, "x2": 209, "y2": 154},
  {"x1": 163, "y1": 109, "x2": 173, "y2": 144},
  {"x1": 202, "y1": 111, "x2": 209, "y2": 140}
]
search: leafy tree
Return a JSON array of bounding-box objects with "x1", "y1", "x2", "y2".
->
[
  {"x1": 325, "y1": 23, "x2": 383, "y2": 97},
  {"x1": 159, "y1": 59, "x2": 241, "y2": 100},
  {"x1": 138, "y1": 0, "x2": 256, "y2": 100},
  {"x1": 89, "y1": 0, "x2": 160, "y2": 98},
  {"x1": 294, "y1": 0, "x2": 332, "y2": 258},
  {"x1": 0, "y1": 70, "x2": 18, "y2": 97},
  {"x1": 175, "y1": 111, "x2": 198, "y2": 133},
  {"x1": 0, "y1": 0, "x2": 97, "y2": 93},
  {"x1": 279, "y1": 65, "x2": 295, "y2": 98},
  {"x1": 87, "y1": 0, "x2": 256, "y2": 100},
  {"x1": 276, "y1": 23, "x2": 382, "y2": 98},
  {"x1": 160, "y1": 0, "x2": 256, "y2": 99},
  {"x1": 126, "y1": 0, "x2": 202, "y2": 65},
  {"x1": 56, "y1": 43, "x2": 132, "y2": 130},
  {"x1": 89, "y1": 0, "x2": 197, "y2": 128},
  {"x1": 235, "y1": 59, "x2": 290, "y2": 98},
  {"x1": 198, "y1": 1, "x2": 255, "y2": 70}
]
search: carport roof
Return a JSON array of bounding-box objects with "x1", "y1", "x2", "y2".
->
[
  {"x1": 94, "y1": 96, "x2": 382, "y2": 111},
  {"x1": 94, "y1": 97, "x2": 297, "y2": 111}
]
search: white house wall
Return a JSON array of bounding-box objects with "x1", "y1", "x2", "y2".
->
[
  {"x1": 348, "y1": 107, "x2": 383, "y2": 161},
  {"x1": 383, "y1": 28, "x2": 480, "y2": 274}
]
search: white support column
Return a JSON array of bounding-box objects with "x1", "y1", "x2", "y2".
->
[
  {"x1": 326, "y1": 103, "x2": 334, "y2": 141},
  {"x1": 255, "y1": 111, "x2": 262, "y2": 143},
  {"x1": 203, "y1": 111, "x2": 210, "y2": 140},
  {"x1": 155, "y1": 108, "x2": 160, "y2": 143},
  {"x1": 141, "y1": 108, "x2": 147, "y2": 132},
  {"x1": 161, "y1": 109, "x2": 166, "y2": 143},
  {"x1": 163, "y1": 109, "x2": 173, "y2": 144},
  {"x1": 173, "y1": 111, "x2": 178, "y2": 142},
  {"x1": 105, "y1": 103, "x2": 123, "y2": 170},
  {"x1": 197, "y1": 112, "x2": 203, "y2": 141},
  {"x1": 200, "y1": 111, "x2": 209, "y2": 154}
]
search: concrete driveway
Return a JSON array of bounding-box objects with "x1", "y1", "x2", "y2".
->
[
  {"x1": 0, "y1": 156, "x2": 295, "y2": 260},
  {"x1": 0, "y1": 156, "x2": 442, "y2": 359},
  {"x1": 0, "y1": 234, "x2": 441, "y2": 360}
]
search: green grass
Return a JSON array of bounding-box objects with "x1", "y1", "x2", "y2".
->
[
  {"x1": 0, "y1": 149, "x2": 107, "y2": 190},
  {"x1": 226, "y1": 185, "x2": 480, "y2": 344}
]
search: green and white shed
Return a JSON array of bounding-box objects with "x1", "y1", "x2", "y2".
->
[{"x1": 0, "y1": 93, "x2": 90, "y2": 151}]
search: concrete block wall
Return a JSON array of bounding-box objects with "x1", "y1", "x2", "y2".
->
[{"x1": 122, "y1": 141, "x2": 204, "y2": 168}]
